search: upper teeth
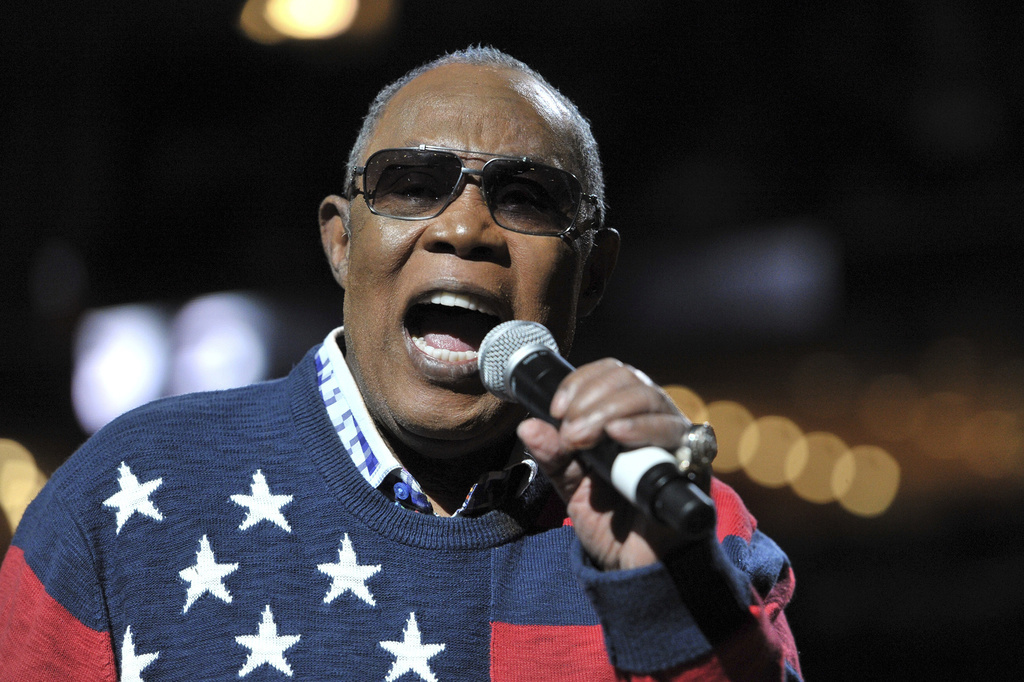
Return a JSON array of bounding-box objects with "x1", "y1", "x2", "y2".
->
[
  {"x1": 409, "y1": 292, "x2": 500, "y2": 364},
  {"x1": 427, "y1": 292, "x2": 499, "y2": 318}
]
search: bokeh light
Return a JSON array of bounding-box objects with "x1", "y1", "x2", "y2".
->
[
  {"x1": 786, "y1": 432, "x2": 849, "y2": 504},
  {"x1": 739, "y1": 415, "x2": 803, "y2": 488},
  {"x1": 265, "y1": 0, "x2": 360, "y2": 39},
  {"x1": 0, "y1": 439, "x2": 48, "y2": 534},
  {"x1": 635, "y1": 224, "x2": 841, "y2": 338},
  {"x1": 240, "y1": 0, "x2": 361, "y2": 43},
  {"x1": 831, "y1": 445, "x2": 900, "y2": 517},
  {"x1": 72, "y1": 305, "x2": 171, "y2": 433},
  {"x1": 706, "y1": 401, "x2": 754, "y2": 474},
  {"x1": 169, "y1": 293, "x2": 270, "y2": 395},
  {"x1": 663, "y1": 385, "x2": 709, "y2": 424},
  {"x1": 71, "y1": 293, "x2": 277, "y2": 434}
]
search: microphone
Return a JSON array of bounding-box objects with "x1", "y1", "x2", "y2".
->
[{"x1": 478, "y1": 320, "x2": 716, "y2": 541}]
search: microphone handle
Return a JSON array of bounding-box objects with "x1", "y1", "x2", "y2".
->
[{"x1": 508, "y1": 349, "x2": 715, "y2": 542}]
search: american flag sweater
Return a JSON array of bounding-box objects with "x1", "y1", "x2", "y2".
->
[{"x1": 0, "y1": 347, "x2": 802, "y2": 680}]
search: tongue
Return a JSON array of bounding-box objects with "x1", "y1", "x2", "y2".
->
[
  {"x1": 423, "y1": 333, "x2": 475, "y2": 353},
  {"x1": 415, "y1": 307, "x2": 495, "y2": 353}
]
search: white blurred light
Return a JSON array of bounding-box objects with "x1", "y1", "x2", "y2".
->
[
  {"x1": 627, "y1": 223, "x2": 841, "y2": 338},
  {"x1": 169, "y1": 293, "x2": 271, "y2": 395},
  {"x1": 71, "y1": 293, "x2": 278, "y2": 432},
  {"x1": 264, "y1": 0, "x2": 359, "y2": 39},
  {"x1": 72, "y1": 305, "x2": 171, "y2": 433}
]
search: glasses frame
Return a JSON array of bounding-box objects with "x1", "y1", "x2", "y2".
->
[{"x1": 348, "y1": 145, "x2": 599, "y2": 237}]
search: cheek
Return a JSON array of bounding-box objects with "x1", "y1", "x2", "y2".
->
[
  {"x1": 347, "y1": 222, "x2": 420, "y2": 286},
  {"x1": 510, "y1": 242, "x2": 584, "y2": 320}
]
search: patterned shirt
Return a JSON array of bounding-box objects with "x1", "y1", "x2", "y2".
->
[{"x1": 314, "y1": 328, "x2": 536, "y2": 516}]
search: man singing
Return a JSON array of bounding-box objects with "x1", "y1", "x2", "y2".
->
[{"x1": 0, "y1": 47, "x2": 802, "y2": 680}]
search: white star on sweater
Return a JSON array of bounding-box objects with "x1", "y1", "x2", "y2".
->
[
  {"x1": 179, "y1": 535, "x2": 239, "y2": 613},
  {"x1": 235, "y1": 605, "x2": 301, "y2": 677},
  {"x1": 231, "y1": 469, "x2": 293, "y2": 532},
  {"x1": 103, "y1": 462, "x2": 163, "y2": 534},
  {"x1": 380, "y1": 612, "x2": 446, "y2": 682},
  {"x1": 120, "y1": 625, "x2": 159, "y2": 682},
  {"x1": 318, "y1": 533, "x2": 382, "y2": 606}
]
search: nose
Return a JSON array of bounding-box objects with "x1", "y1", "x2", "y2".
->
[{"x1": 420, "y1": 182, "x2": 510, "y2": 263}]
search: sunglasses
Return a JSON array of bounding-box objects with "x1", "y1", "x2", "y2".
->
[{"x1": 348, "y1": 145, "x2": 598, "y2": 237}]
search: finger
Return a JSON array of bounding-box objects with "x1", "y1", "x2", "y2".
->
[
  {"x1": 604, "y1": 413, "x2": 692, "y2": 451},
  {"x1": 549, "y1": 358, "x2": 629, "y2": 418},
  {"x1": 564, "y1": 364, "x2": 666, "y2": 419},
  {"x1": 517, "y1": 418, "x2": 589, "y2": 501},
  {"x1": 558, "y1": 377, "x2": 680, "y2": 450},
  {"x1": 558, "y1": 362, "x2": 675, "y2": 423},
  {"x1": 517, "y1": 418, "x2": 566, "y2": 467}
]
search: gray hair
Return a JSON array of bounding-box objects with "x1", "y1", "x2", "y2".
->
[{"x1": 345, "y1": 46, "x2": 606, "y2": 229}]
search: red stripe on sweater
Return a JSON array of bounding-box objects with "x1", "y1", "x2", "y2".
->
[
  {"x1": 711, "y1": 478, "x2": 756, "y2": 544},
  {"x1": 704, "y1": 612, "x2": 787, "y2": 682},
  {"x1": 490, "y1": 621, "x2": 784, "y2": 682},
  {"x1": 491, "y1": 622, "x2": 617, "y2": 681},
  {"x1": 0, "y1": 545, "x2": 117, "y2": 681}
]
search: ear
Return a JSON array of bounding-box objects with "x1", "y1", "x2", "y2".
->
[
  {"x1": 578, "y1": 227, "x2": 620, "y2": 318},
  {"x1": 319, "y1": 195, "x2": 352, "y2": 289}
]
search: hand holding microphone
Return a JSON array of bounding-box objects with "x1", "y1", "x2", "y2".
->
[{"x1": 478, "y1": 320, "x2": 716, "y2": 551}]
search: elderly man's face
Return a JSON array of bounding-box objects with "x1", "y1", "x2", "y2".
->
[{"x1": 320, "y1": 64, "x2": 616, "y2": 459}]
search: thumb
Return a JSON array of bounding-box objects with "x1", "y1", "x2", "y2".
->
[
  {"x1": 517, "y1": 418, "x2": 564, "y2": 464},
  {"x1": 518, "y1": 418, "x2": 588, "y2": 502}
]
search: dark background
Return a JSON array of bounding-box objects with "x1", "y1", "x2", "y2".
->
[{"x1": 3, "y1": 1, "x2": 1023, "y2": 678}]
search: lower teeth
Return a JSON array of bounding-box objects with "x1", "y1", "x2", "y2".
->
[{"x1": 412, "y1": 336, "x2": 478, "y2": 363}]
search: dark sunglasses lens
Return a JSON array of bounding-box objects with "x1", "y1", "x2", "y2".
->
[
  {"x1": 364, "y1": 150, "x2": 462, "y2": 218},
  {"x1": 485, "y1": 161, "x2": 582, "y2": 235}
]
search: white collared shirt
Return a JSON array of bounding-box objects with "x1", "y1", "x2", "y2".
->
[{"x1": 314, "y1": 328, "x2": 535, "y2": 515}]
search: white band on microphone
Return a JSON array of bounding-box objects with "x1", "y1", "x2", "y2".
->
[{"x1": 609, "y1": 446, "x2": 678, "y2": 504}]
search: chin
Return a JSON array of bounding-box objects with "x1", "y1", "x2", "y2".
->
[{"x1": 392, "y1": 398, "x2": 524, "y2": 459}]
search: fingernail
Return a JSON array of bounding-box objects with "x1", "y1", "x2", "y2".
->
[{"x1": 550, "y1": 390, "x2": 568, "y2": 418}]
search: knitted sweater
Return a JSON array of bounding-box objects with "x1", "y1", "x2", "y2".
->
[{"x1": 0, "y1": 347, "x2": 802, "y2": 680}]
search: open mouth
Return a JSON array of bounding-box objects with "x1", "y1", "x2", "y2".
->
[{"x1": 404, "y1": 292, "x2": 503, "y2": 364}]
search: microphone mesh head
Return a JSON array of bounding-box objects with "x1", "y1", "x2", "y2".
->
[{"x1": 478, "y1": 320, "x2": 559, "y2": 401}]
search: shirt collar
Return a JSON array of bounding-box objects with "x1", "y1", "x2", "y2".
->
[{"x1": 315, "y1": 327, "x2": 536, "y2": 516}]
